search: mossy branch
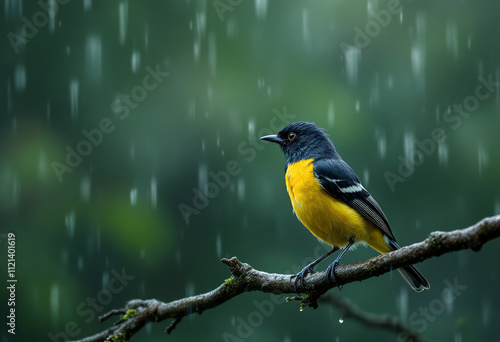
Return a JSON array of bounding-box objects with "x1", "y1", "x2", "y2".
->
[{"x1": 71, "y1": 215, "x2": 500, "y2": 342}]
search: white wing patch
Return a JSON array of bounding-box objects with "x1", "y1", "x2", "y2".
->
[{"x1": 324, "y1": 177, "x2": 365, "y2": 194}]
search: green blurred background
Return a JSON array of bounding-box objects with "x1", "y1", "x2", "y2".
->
[{"x1": 1, "y1": 0, "x2": 499, "y2": 341}]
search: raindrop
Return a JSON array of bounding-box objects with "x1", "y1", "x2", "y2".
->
[
  {"x1": 185, "y1": 282, "x2": 195, "y2": 297},
  {"x1": 478, "y1": 143, "x2": 488, "y2": 177},
  {"x1": 4, "y1": 0, "x2": 22, "y2": 20},
  {"x1": 366, "y1": 0, "x2": 375, "y2": 14},
  {"x1": 258, "y1": 78, "x2": 265, "y2": 89},
  {"x1": 69, "y1": 79, "x2": 79, "y2": 119},
  {"x1": 355, "y1": 100, "x2": 360, "y2": 113},
  {"x1": 398, "y1": 288, "x2": 409, "y2": 322},
  {"x1": 327, "y1": 101, "x2": 335, "y2": 126},
  {"x1": 80, "y1": 176, "x2": 91, "y2": 202},
  {"x1": 403, "y1": 131, "x2": 415, "y2": 163},
  {"x1": 255, "y1": 0, "x2": 268, "y2": 19},
  {"x1": 65, "y1": 210, "x2": 76, "y2": 238},
  {"x1": 77, "y1": 256, "x2": 84, "y2": 271},
  {"x1": 362, "y1": 169, "x2": 369, "y2": 186},
  {"x1": 248, "y1": 119, "x2": 255, "y2": 137},
  {"x1": 37, "y1": 149, "x2": 48, "y2": 178},
  {"x1": 193, "y1": 39, "x2": 201, "y2": 61},
  {"x1": 198, "y1": 163, "x2": 208, "y2": 190},
  {"x1": 370, "y1": 73, "x2": 381, "y2": 107},
  {"x1": 226, "y1": 19, "x2": 238, "y2": 38},
  {"x1": 118, "y1": 1, "x2": 128, "y2": 45},
  {"x1": 85, "y1": 35, "x2": 102, "y2": 82},
  {"x1": 411, "y1": 45, "x2": 425, "y2": 85},
  {"x1": 338, "y1": 316, "x2": 344, "y2": 324},
  {"x1": 50, "y1": 283, "x2": 60, "y2": 323},
  {"x1": 14, "y1": 64, "x2": 26, "y2": 92},
  {"x1": 443, "y1": 287, "x2": 454, "y2": 313},
  {"x1": 438, "y1": 140, "x2": 448, "y2": 165},
  {"x1": 102, "y1": 270, "x2": 110, "y2": 288},
  {"x1": 195, "y1": 10, "x2": 206, "y2": 36},
  {"x1": 387, "y1": 75, "x2": 394, "y2": 89},
  {"x1": 411, "y1": 13, "x2": 426, "y2": 90},
  {"x1": 446, "y1": 23, "x2": 458, "y2": 59},
  {"x1": 130, "y1": 188, "x2": 137, "y2": 206},
  {"x1": 131, "y1": 50, "x2": 141, "y2": 73},
  {"x1": 83, "y1": 0, "x2": 92, "y2": 11},
  {"x1": 216, "y1": 232, "x2": 222, "y2": 258},
  {"x1": 494, "y1": 198, "x2": 500, "y2": 215},
  {"x1": 482, "y1": 298, "x2": 490, "y2": 327},
  {"x1": 344, "y1": 45, "x2": 360, "y2": 85},
  {"x1": 144, "y1": 25, "x2": 149, "y2": 49},
  {"x1": 237, "y1": 178, "x2": 245, "y2": 202},
  {"x1": 48, "y1": 0, "x2": 57, "y2": 32},
  {"x1": 302, "y1": 9, "x2": 310, "y2": 42},
  {"x1": 208, "y1": 33, "x2": 216, "y2": 76},
  {"x1": 207, "y1": 86, "x2": 213, "y2": 101},
  {"x1": 375, "y1": 128, "x2": 386, "y2": 158},
  {"x1": 150, "y1": 176, "x2": 157, "y2": 209}
]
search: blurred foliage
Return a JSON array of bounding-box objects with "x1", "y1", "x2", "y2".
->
[{"x1": 1, "y1": 0, "x2": 499, "y2": 341}]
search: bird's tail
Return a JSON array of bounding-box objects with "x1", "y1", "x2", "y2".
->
[{"x1": 387, "y1": 239, "x2": 430, "y2": 292}]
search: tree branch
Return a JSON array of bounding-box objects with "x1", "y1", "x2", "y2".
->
[{"x1": 71, "y1": 215, "x2": 500, "y2": 342}]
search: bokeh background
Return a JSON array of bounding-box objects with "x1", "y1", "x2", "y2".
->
[{"x1": 2, "y1": 0, "x2": 499, "y2": 341}]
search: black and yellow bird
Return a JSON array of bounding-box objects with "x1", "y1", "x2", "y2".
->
[{"x1": 260, "y1": 121, "x2": 430, "y2": 292}]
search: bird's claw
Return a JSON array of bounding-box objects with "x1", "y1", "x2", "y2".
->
[
  {"x1": 291, "y1": 265, "x2": 315, "y2": 293},
  {"x1": 326, "y1": 260, "x2": 340, "y2": 284}
]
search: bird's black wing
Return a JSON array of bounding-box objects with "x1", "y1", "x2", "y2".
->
[{"x1": 313, "y1": 158, "x2": 395, "y2": 241}]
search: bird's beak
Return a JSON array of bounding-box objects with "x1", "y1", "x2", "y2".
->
[{"x1": 260, "y1": 134, "x2": 282, "y2": 144}]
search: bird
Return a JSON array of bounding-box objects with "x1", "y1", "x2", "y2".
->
[{"x1": 260, "y1": 121, "x2": 430, "y2": 292}]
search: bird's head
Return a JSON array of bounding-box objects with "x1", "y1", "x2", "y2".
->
[{"x1": 260, "y1": 121, "x2": 337, "y2": 164}]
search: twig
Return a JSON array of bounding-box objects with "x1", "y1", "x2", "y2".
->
[
  {"x1": 70, "y1": 215, "x2": 500, "y2": 342},
  {"x1": 320, "y1": 295, "x2": 426, "y2": 342}
]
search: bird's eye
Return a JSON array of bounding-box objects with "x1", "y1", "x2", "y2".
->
[{"x1": 287, "y1": 132, "x2": 296, "y2": 140}]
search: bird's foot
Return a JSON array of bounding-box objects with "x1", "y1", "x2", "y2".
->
[
  {"x1": 291, "y1": 265, "x2": 315, "y2": 293},
  {"x1": 326, "y1": 260, "x2": 340, "y2": 285}
]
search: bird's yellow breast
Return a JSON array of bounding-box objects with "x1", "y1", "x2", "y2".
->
[{"x1": 285, "y1": 159, "x2": 384, "y2": 249}]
